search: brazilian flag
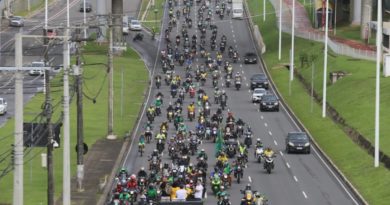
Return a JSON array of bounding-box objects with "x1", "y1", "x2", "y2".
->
[{"x1": 215, "y1": 129, "x2": 224, "y2": 157}]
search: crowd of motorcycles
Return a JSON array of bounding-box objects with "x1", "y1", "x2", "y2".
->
[{"x1": 110, "y1": 0, "x2": 276, "y2": 204}]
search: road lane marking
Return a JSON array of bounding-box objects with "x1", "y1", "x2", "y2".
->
[
  {"x1": 246, "y1": 83, "x2": 249, "y2": 87},
  {"x1": 233, "y1": 39, "x2": 236, "y2": 43},
  {"x1": 279, "y1": 151, "x2": 284, "y2": 156},
  {"x1": 294, "y1": 176, "x2": 298, "y2": 182},
  {"x1": 274, "y1": 140, "x2": 278, "y2": 146},
  {"x1": 240, "y1": 64, "x2": 243, "y2": 67},
  {"x1": 264, "y1": 123, "x2": 267, "y2": 127},
  {"x1": 269, "y1": 131, "x2": 272, "y2": 136},
  {"x1": 286, "y1": 162, "x2": 290, "y2": 168},
  {"x1": 260, "y1": 115, "x2": 263, "y2": 119},
  {"x1": 248, "y1": 176, "x2": 252, "y2": 183},
  {"x1": 232, "y1": 34, "x2": 235, "y2": 38},
  {"x1": 302, "y1": 191, "x2": 308, "y2": 199}
]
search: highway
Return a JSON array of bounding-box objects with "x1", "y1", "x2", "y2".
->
[
  {"x1": 121, "y1": 0, "x2": 361, "y2": 205},
  {"x1": 0, "y1": 0, "x2": 97, "y2": 126}
]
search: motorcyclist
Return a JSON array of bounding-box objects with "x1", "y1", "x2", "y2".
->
[
  {"x1": 178, "y1": 122, "x2": 187, "y2": 134},
  {"x1": 137, "y1": 167, "x2": 148, "y2": 178},
  {"x1": 197, "y1": 149, "x2": 208, "y2": 161},
  {"x1": 156, "y1": 132, "x2": 166, "y2": 141},
  {"x1": 187, "y1": 102, "x2": 195, "y2": 116},
  {"x1": 255, "y1": 138, "x2": 264, "y2": 148},
  {"x1": 127, "y1": 174, "x2": 138, "y2": 189},
  {"x1": 263, "y1": 147, "x2": 274, "y2": 158},
  {"x1": 236, "y1": 118, "x2": 245, "y2": 126},
  {"x1": 146, "y1": 184, "x2": 158, "y2": 202},
  {"x1": 167, "y1": 102, "x2": 174, "y2": 113},
  {"x1": 217, "y1": 152, "x2": 228, "y2": 165},
  {"x1": 119, "y1": 191, "x2": 130, "y2": 201},
  {"x1": 238, "y1": 144, "x2": 247, "y2": 156},
  {"x1": 216, "y1": 185, "x2": 228, "y2": 200},
  {"x1": 138, "y1": 135, "x2": 145, "y2": 148},
  {"x1": 118, "y1": 168, "x2": 128, "y2": 177}
]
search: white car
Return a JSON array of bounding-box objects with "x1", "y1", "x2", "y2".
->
[
  {"x1": 252, "y1": 88, "x2": 267, "y2": 103},
  {"x1": 122, "y1": 22, "x2": 129, "y2": 35},
  {"x1": 29, "y1": 61, "x2": 45, "y2": 76},
  {"x1": 129, "y1": 20, "x2": 142, "y2": 31},
  {"x1": 0, "y1": 98, "x2": 8, "y2": 115}
]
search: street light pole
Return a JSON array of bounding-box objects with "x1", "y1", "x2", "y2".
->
[
  {"x1": 322, "y1": 0, "x2": 329, "y2": 118},
  {"x1": 154, "y1": 9, "x2": 158, "y2": 33},
  {"x1": 263, "y1": 0, "x2": 266, "y2": 22},
  {"x1": 278, "y1": 0, "x2": 282, "y2": 60},
  {"x1": 290, "y1": 0, "x2": 295, "y2": 82},
  {"x1": 374, "y1": 0, "x2": 383, "y2": 168}
]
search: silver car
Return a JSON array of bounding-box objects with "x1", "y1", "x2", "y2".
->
[
  {"x1": 252, "y1": 88, "x2": 267, "y2": 103},
  {"x1": 9, "y1": 16, "x2": 24, "y2": 27},
  {"x1": 0, "y1": 98, "x2": 8, "y2": 115}
]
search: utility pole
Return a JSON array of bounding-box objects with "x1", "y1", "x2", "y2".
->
[
  {"x1": 112, "y1": 0, "x2": 123, "y2": 43},
  {"x1": 322, "y1": 0, "x2": 329, "y2": 118},
  {"x1": 43, "y1": 25, "x2": 55, "y2": 205},
  {"x1": 75, "y1": 27, "x2": 85, "y2": 191},
  {"x1": 13, "y1": 32, "x2": 24, "y2": 205},
  {"x1": 62, "y1": 0, "x2": 71, "y2": 201},
  {"x1": 107, "y1": 16, "x2": 116, "y2": 140},
  {"x1": 374, "y1": 0, "x2": 382, "y2": 168}
]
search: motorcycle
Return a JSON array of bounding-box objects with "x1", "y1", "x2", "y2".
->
[
  {"x1": 235, "y1": 80, "x2": 241, "y2": 91},
  {"x1": 155, "y1": 78, "x2": 161, "y2": 89},
  {"x1": 167, "y1": 110, "x2": 174, "y2": 122},
  {"x1": 145, "y1": 130, "x2": 152, "y2": 143},
  {"x1": 236, "y1": 125, "x2": 244, "y2": 138},
  {"x1": 263, "y1": 155, "x2": 275, "y2": 174},
  {"x1": 189, "y1": 87, "x2": 195, "y2": 98},
  {"x1": 155, "y1": 106, "x2": 161, "y2": 116},
  {"x1": 234, "y1": 164, "x2": 243, "y2": 183},
  {"x1": 254, "y1": 147, "x2": 264, "y2": 163},
  {"x1": 171, "y1": 88, "x2": 177, "y2": 98},
  {"x1": 128, "y1": 189, "x2": 137, "y2": 205},
  {"x1": 138, "y1": 143, "x2": 144, "y2": 156},
  {"x1": 188, "y1": 110, "x2": 195, "y2": 121},
  {"x1": 189, "y1": 140, "x2": 198, "y2": 155},
  {"x1": 156, "y1": 139, "x2": 164, "y2": 154},
  {"x1": 213, "y1": 78, "x2": 218, "y2": 87},
  {"x1": 244, "y1": 134, "x2": 252, "y2": 148},
  {"x1": 133, "y1": 33, "x2": 144, "y2": 41},
  {"x1": 225, "y1": 77, "x2": 231, "y2": 88},
  {"x1": 222, "y1": 173, "x2": 232, "y2": 188},
  {"x1": 218, "y1": 195, "x2": 232, "y2": 205},
  {"x1": 211, "y1": 127, "x2": 218, "y2": 142},
  {"x1": 220, "y1": 99, "x2": 226, "y2": 110}
]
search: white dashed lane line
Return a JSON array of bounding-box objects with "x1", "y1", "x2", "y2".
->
[
  {"x1": 260, "y1": 115, "x2": 264, "y2": 119},
  {"x1": 302, "y1": 191, "x2": 308, "y2": 199},
  {"x1": 286, "y1": 162, "x2": 290, "y2": 168},
  {"x1": 274, "y1": 140, "x2": 278, "y2": 146},
  {"x1": 264, "y1": 123, "x2": 268, "y2": 127},
  {"x1": 269, "y1": 131, "x2": 272, "y2": 136},
  {"x1": 294, "y1": 176, "x2": 298, "y2": 182}
]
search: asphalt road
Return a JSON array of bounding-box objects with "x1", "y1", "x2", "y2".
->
[
  {"x1": 121, "y1": 1, "x2": 361, "y2": 205},
  {"x1": 0, "y1": 0, "x2": 98, "y2": 126}
]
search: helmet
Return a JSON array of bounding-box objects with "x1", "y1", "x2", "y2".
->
[
  {"x1": 189, "y1": 163, "x2": 193, "y2": 167},
  {"x1": 257, "y1": 138, "x2": 261, "y2": 142},
  {"x1": 141, "y1": 167, "x2": 144, "y2": 171},
  {"x1": 201, "y1": 149, "x2": 205, "y2": 152},
  {"x1": 236, "y1": 72, "x2": 240, "y2": 75},
  {"x1": 246, "y1": 184, "x2": 251, "y2": 190},
  {"x1": 130, "y1": 174, "x2": 136, "y2": 180}
]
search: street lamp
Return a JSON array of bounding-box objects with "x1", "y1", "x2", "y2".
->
[{"x1": 154, "y1": 9, "x2": 158, "y2": 33}]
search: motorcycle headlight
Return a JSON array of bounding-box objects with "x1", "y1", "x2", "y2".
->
[
  {"x1": 288, "y1": 142, "x2": 294, "y2": 146},
  {"x1": 304, "y1": 142, "x2": 310, "y2": 147}
]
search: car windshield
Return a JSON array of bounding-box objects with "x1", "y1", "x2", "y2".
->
[
  {"x1": 263, "y1": 95, "x2": 277, "y2": 101},
  {"x1": 252, "y1": 74, "x2": 267, "y2": 80},
  {"x1": 12, "y1": 16, "x2": 22, "y2": 20},
  {"x1": 0, "y1": 99, "x2": 4, "y2": 105},
  {"x1": 32, "y1": 62, "x2": 44, "y2": 67},
  {"x1": 131, "y1": 21, "x2": 140, "y2": 25},
  {"x1": 246, "y1": 53, "x2": 256, "y2": 57},
  {"x1": 254, "y1": 89, "x2": 265, "y2": 94},
  {"x1": 290, "y1": 133, "x2": 308, "y2": 141}
]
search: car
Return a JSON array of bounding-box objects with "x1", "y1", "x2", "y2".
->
[
  {"x1": 29, "y1": 61, "x2": 45, "y2": 76},
  {"x1": 259, "y1": 94, "x2": 279, "y2": 111},
  {"x1": 252, "y1": 88, "x2": 267, "y2": 103},
  {"x1": 9, "y1": 16, "x2": 24, "y2": 27},
  {"x1": 79, "y1": 1, "x2": 92, "y2": 12},
  {"x1": 0, "y1": 98, "x2": 7, "y2": 115},
  {"x1": 129, "y1": 20, "x2": 142, "y2": 31},
  {"x1": 286, "y1": 132, "x2": 311, "y2": 154},
  {"x1": 122, "y1": 22, "x2": 130, "y2": 35},
  {"x1": 244, "y1": 52, "x2": 257, "y2": 64},
  {"x1": 250, "y1": 73, "x2": 269, "y2": 90}
]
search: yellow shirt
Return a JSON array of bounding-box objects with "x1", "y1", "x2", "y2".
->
[{"x1": 171, "y1": 186, "x2": 180, "y2": 199}]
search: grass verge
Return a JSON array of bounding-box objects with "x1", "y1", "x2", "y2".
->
[
  {"x1": 143, "y1": 0, "x2": 166, "y2": 33},
  {"x1": 248, "y1": 0, "x2": 390, "y2": 204},
  {"x1": 0, "y1": 44, "x2": 148, "y2": 204}
]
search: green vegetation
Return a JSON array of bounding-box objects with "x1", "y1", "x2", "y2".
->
[
  {"x1": 143, "y1": 0, "x2": 166, "y2": 33},
  {"x1": 15, "y1": 0, "x2": 54, "y2": 17},
  {"x1": 0, "y1": 45, "x2": 148, "y2": 204},
  {"x1": 248, "y1": 0, "x2": 390, "y2": 204}
]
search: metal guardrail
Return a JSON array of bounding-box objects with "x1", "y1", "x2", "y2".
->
[{"x1": 242, "y1": 1, "x2": 368, "y2": 205}]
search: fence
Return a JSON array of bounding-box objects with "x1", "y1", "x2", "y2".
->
[{"x1": 270, "y1": 0, "x2": 376, "y2": 61}]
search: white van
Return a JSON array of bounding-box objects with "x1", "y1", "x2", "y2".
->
[
  {"x1": 123, "y1": 16, "x2": 130, "y2": 35},
  {"x1": 232, "y1": 0, "x2": 243, "y2": 19}
]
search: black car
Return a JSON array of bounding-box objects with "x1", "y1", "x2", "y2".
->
[
  {"x1": 259, "y1": 94, "x2": 279, "y2": 111},
  {"x1": 244, "y1": 52, "x2": 257, "y2": 64},
  {"x1": 250, "y1": 73, "x2": 269, "y2": 90},
  {"x1": 79, "y1": 1, "x2": 92, "y2": 12},
  {"x1": 285, "y1": 132, "x2": 311, "y2": 154}
]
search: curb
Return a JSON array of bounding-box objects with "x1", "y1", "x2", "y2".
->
[{"x1": 243, "y1": 1, "x2": 368, "y2": 205}]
